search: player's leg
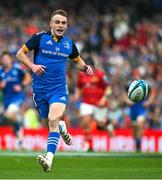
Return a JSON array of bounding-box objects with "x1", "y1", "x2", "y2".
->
[
  {"x1": 37, "y1": 102, "x2": 66, "y2": 172},
  {"x1": 47, "y1": 103, "x2": 66, "y2": 169},
  {"x1": 41, "y1": 115, "x2": 73, "y2": 145},
  {"x1": 33, "y1": 93, "x2": 52, "y2": 172},
  {"x1": 4, "y1": 104, "x2": 23, "y2": 148},
  {"x1": 129, "y1": 102, "x2": 147, "y2": 152},
  {"x1": 133, "y1": 115, "x2": 146, "y2": 152},
  {"x1": 79, "y1": 103, "x2": 96, "y2": 151},
  {"x1": 36, "y1": 92, "x2": 72, "y2": 172},
  {"x1": 48, "y1": 93, "x2": 72, "y2": 145},
  {"x1": 79, "y1": 103, "x2": 95, "y2": 132},
  {"x1": 93, "y1": 107, "x2": 114, "y2": 136}
]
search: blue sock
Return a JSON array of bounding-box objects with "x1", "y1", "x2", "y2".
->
[{"x1": 47, "y1": 132, "x2": 60, "y2": 154}]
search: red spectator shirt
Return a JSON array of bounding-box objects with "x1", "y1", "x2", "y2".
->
[{"x1": 77, "y1": 68, "x2": 108, "y2": 106}]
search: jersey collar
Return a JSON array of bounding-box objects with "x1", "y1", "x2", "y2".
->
[{"x1": 48, "y1": 31, "x2": 64, "y2": 42}]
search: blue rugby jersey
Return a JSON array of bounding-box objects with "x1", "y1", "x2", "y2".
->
[
  {"x1": 0, "y1": 63, "x2": 26, "y2": 109},
  {"x1": 23, "y1": 31, "x2": 79, "y2": 94}
]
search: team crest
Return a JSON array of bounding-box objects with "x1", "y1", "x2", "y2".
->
[{"x1": 63, "y1": 41, "x2": 70, "y2": 49}]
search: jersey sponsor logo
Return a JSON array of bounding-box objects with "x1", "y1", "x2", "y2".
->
[
  {"x1": 46, "y1": 40, "x2": 53, "y2": 45},
  {"x1": 55, "y1": 47, "x2": 60, "y2": 51},
  {"x1": 42, "y1": 49, "x2": 68, "y2": 57},
  {"x1": 60, "y1": 96, "x2": 66, "y2": 101}
]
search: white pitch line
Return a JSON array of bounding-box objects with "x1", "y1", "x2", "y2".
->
[{"x1": 0, "y1": 151, "x2": 162, "y2": 157}]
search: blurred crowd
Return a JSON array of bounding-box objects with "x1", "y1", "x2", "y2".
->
[{"x1": 0, "y1": 0, "x2": 162, "y2": 130}]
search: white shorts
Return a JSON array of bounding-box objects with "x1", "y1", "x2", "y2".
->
[
  {"x1": 6, "y1": 104, "x2": 19, "y2": 114},
  {"x1": 5, "y1": 103, "x2": 22, "y2": 122},
  {"x1": 79, "y1": 103, "x2": 108, "y2": 123}
]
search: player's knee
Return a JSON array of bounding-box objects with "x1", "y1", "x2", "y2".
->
[
  {"x1": 48, "y1": 114, "x2": 62, "y2": 128},
  {"x1": 4, "y1": 111, "x2": 17, "y2": 122},
  {"x1": 137, "y1": 116, "x2": 145, "y2": 127},
  {"x1": 48, "y1": 112, "x2": 63, "y2": 122}
]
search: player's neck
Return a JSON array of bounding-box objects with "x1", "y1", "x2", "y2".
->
[
  {"x1": 51, "y1": 31, "x2": 63, "y2": 42},
  {"x1": 3, "y1": 65, "x2": 12, "y2": 72}
]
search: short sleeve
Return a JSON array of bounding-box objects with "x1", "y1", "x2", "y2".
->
[
  {"x1": 24, "y1": 33, "x2": 42, "y2": 51},
  {"x1": 69, "y1": 41, "x2": 79, "y2": 59}
]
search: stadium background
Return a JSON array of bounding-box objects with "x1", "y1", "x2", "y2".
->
[{"x1": 0, "y1": 0, "x2": 162, "y2": 153}]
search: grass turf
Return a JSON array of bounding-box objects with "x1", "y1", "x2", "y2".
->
[{"x1": 0, "y1": 153, "x2": 162, "y2": 179}]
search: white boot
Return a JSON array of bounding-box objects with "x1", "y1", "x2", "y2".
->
[
  {"x1": 59, "y1": 120, "x2": 73, "y2": 145},
  {"x1": 37, "y1": 154, "x2": 52, "y2": 172}
]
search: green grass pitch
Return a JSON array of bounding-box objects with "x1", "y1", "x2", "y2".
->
[{"x1": 0, "y1": 152, "x2": 162, "y2": 179}]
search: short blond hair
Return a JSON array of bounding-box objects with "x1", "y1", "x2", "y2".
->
[{"x1": 51, "y1": 9, "x2": 67, "y2": 19}]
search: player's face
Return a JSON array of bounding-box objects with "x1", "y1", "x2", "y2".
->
[
  {"x1": 50, "y1": 14, "x2": 67, "y2": 37},
  {"x1": 1, "y1": 54, "x2": 12, "y2": 68}
]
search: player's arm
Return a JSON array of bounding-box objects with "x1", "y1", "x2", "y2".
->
[
  {"x1": 16, "y1": 48, "x2": 46, "y2": 75},
  {"x1": 144, "y1": 84, "x2": 156, "y2": 107},
  {"x1": 16, "y1": 48, "x2": 34, "y2": 71},
  {"x1": 0, "y1": 80, "x2": 6, "y2": 89},
  {"x1": 75, "y1": 56, "x2": 93, "y2": 75},
  {"x1": 102, "y1": 74, "x2": 112, "y2": 99},
  {"x1": 0, "y1": 72, "x2": 6, "y2": 89},
  {"x1": 71, "y1": 71, "x2": 83, "y2": 102},
  {"x1": 16, "y1": 34, "x2": 46, "y2": 75},
  {"x1": 70, "y1": 86, "x2": 82, "y2": 102},
  {"x1": 98, "y1": 73, "x2": 112, "y2": 106},
  {"x1": 103, "y1": 85, "x2": 112, "y2": 98},
  {"x1": 69, "y1": 42, "x2": 93, "y2": 75},
  {"x1": 98, "y1": 85, "x2": 112, "y2": 106}
]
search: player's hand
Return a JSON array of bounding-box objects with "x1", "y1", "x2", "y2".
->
[
  {"x1": 13, "y1": 84, "x2": 22, "y2": 92},
  {"x1": 84, "y1": 65, "x2": 93, "y2": 75},
  {"x1": 31, "y1": 64, "x2": 46, "y2": 75},
  {"x1": 143, "y1": 100, "x2": 151, "y2": 107},
  {"x1": 97, "y1": 97, "x2": 107, "y2": 107},
  {"x1": 0, "y1": 81, "x2": 6, "y2": 89}
]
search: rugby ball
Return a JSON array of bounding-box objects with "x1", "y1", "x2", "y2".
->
[{"x1": 128, "y1": 79, "x2": 150, "y2": 103}]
